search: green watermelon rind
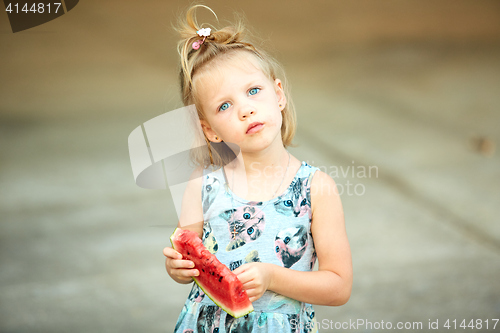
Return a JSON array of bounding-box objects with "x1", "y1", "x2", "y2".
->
[{"x1": 170, "y1": 228, "x2": 254, "y2": 319}]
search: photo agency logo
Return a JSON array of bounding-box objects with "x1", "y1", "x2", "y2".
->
[
  {"x1": 306, "y1": 160, "x2": 379, "y2": 196},
  {"x1": 128, "y1": 105, "x2": 243, "y2": 228},
  {"x1": 3, "y1": 0, "x2": 79, "y2": 33}
]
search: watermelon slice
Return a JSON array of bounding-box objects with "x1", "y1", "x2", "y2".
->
[{"x1": 170, "y1": 228, "x2": 254, "y2": 318}]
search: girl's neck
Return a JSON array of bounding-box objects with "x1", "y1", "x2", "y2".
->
[
  {"x1": 224, "y1": 145, "x2": 291, "y2": 201},
  {"x1": 231, "y1": 145, "x2": 289, "y2": 177}
]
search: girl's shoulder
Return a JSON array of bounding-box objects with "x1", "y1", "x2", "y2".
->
[
  {"x1": 298, "y1": 160, "x2": 320, "y2": 177},
  {"x1": 291, "y1": 161, "x2": 321, "y2": 190},
  {"x1": 308, "y1": 164, "x2": 342, "y2": 219}
]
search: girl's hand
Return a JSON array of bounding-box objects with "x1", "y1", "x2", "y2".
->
[
  {"x1": 232, "y1": 262, "x2": 274, "y2": 303},
  {"x1": 163, "y1": 246, "x2": 199, "y2": 284}
]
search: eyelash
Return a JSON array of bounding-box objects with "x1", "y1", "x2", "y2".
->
[
  {"x1": 217, "y1": 87, "x2": 261, "y2": 112},
  {"x1": 248, "y1": 87, "x2": 260, "y2": 96},
  {"x1": 218, "y1": 102, "x2": 230, "y2": 112}
]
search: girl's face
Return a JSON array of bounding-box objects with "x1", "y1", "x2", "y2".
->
[{"x1": 195, "y1": 53, "x2": 287, "y2": 154}]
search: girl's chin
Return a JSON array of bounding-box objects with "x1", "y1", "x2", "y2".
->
[{"x1": 243, "y1": 140, "x2": 283, "y2": 154}]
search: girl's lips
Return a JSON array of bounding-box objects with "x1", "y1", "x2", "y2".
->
[{"x1": 246, "y1": 122, "x2": 264, "y2": 134}]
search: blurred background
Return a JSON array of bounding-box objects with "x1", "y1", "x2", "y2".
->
[{"x1": 1, "y1": 0, "x2": 499, "y2": 332}]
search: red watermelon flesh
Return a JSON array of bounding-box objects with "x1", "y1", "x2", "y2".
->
[{"x1": 170, "y1": 228, "x2": 254, "y2": 318}]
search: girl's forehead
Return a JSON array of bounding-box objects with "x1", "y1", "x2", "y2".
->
[
  {"x1": 193, "y1": 52, "x2": 268, "y2": 102},
  {"x1": 194, "y1": 53, "x2": 267, "y2": 90}
]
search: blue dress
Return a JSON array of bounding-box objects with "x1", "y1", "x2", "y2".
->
[{"x1": 174, "y1": 161, "x2": 320, "y2": 333}]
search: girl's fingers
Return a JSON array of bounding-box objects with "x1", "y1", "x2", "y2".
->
[
  {"x1": 169, "y1": 259, "x2": 195, "y2": 269},
  {"x1": 245, "y1": 288, "x2": 255, "y2": 297},
  {"x1": 162, "y1": 247, "x2": 172, "y2": 257},
  {"x1": 167, "y1": 259, "x2": 198, "y2": 277},
  {"x1": 168, "y1": 264, "x2": 198, "y2": 277},
  {"x1": 241, "y1": 279, "x2": 256, "y2": 289},
  {"x1": 232, "y1": 266, "x2": 244, "y2": 275},
  {"x1": 163, "y1": 247, "x2": 183, "y2": 259},
  {"x1": 234, "y1": 268, "x2": 252, "y2": 282},
  {"x1": 245, "y1": 289, "x2": 262, "y2": 303},
  {"x1": 232, "y1": 262, "x2": 253, "y2": 276},
  {"x1": 178, "y1": 269, "x2": 199, "y2": 278}
]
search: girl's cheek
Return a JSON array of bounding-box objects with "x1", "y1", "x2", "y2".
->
[{"x1": 270, "y1": 114, "x2": 282, "y2": 128}]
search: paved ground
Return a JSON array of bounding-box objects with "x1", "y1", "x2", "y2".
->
[{"x1": 1, "y1": 1, "x2": 499, "y2": 332}]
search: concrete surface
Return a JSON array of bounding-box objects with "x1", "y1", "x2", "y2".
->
[{"x1": 1, "y1": 1, "x2": 499, "y2": 332}]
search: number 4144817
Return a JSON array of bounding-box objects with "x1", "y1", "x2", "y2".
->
[
  {"x1": 5, "y1": 3, "x2": 63, "y2": 14},
  {"x1": 444, "y1": 319, "x2": 499, "y2": 330}
]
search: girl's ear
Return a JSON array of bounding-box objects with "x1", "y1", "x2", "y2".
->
[
  {"x1": 274, "y1": 79, "x2": 287, "y2": 110},
  {"x1": 200, "y1": 120, "x2": 220, "y2": 142}
]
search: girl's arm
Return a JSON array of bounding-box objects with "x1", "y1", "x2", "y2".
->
[
  {"x1": 235, "y1": 170, "x2": 352, "y2": 305},
  {"x1": 164, "y1": 167, "x2": 205, "y2": 284}
]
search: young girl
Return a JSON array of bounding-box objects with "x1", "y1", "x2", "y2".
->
[{"x1": 163, "y1": 5, "x2": 352, "y2": 332}]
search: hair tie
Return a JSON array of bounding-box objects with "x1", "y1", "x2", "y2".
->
[{"x1": 192, "y1": 28, "x2": 211, "y2": 50}]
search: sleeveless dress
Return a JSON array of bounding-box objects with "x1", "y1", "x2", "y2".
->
[{"x1": 174, "y1": 161, "x2": 320, "y2": 333}]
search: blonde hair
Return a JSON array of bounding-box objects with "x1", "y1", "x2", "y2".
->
[{"x1": 176, "y1": 5, "x2": 297, "y2": 168}]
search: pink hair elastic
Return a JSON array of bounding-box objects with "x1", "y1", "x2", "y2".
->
[{"x1": 192, "y1": 28, "x2": 211, "y2": 50}]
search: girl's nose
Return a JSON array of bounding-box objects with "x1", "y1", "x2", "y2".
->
[{"x1": 239, "y1": 104, "x2": 256, "y2": 120}]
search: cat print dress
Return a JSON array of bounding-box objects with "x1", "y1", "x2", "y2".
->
[{"x1": 174, "y1": 161, "x2": 320, "y2": 333}]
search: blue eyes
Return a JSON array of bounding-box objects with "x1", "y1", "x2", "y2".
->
[
  {"x1": 243, "y1": 213, "x2": 251, "y2": 219},
  {"x1": 249, "y1": 87, "x2": 260, "y2": 95},
  {"x1": 219, "y1": 102, "x2": 230, "y2": 112},
  {"x1": 216, "y1": 87, "x2": 260, "y2": 112}
]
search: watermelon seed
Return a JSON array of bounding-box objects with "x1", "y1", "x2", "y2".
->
[{"x1": 219, "y1": 276, "x2": 223, "y2": 282}]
